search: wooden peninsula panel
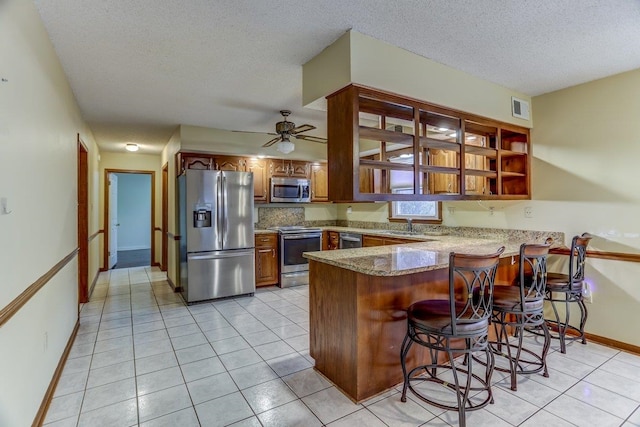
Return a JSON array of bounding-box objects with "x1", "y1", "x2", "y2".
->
[{"x1": 309, "y1": 248, "x2": 518, "y2": 403}]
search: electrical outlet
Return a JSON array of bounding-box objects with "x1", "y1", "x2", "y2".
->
[
  {"x1": 524, "y1": 206, "x2": 533, "y2": 218},
  {"x1": 447, "y1": 206, "x2": 455, "y2": 215},
  {"x1": 582, "y1": 282, "x2": 593, "y2": 304}
]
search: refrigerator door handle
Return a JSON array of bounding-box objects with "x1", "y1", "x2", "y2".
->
[
  {"x1": 217, "y1": 173, "x2": 224, "y2": 248},
  {"x1": 188, "y1": 249, "x2": 254, "y2": 261},
  {"x1": 222, "y1": 175, "x2": 228, "y2": 246}
]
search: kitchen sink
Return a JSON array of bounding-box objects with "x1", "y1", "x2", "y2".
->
[
  {"x1": 380, "y1": 230, "x2": 448, "y2": 237},
  {"x1": 381, "y1": 230, "x2": 421, "y2": 236}
]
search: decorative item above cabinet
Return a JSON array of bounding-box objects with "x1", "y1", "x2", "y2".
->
[{"x1": 326, "y1": 85, "x2": 531, "y2": 202}]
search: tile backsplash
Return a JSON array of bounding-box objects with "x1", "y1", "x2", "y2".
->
[{"x1": 255, "y1": 206, "x2": 562, "y2": 244}]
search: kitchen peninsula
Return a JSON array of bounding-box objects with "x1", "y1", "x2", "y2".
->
[{"x1": 304, "y1": 236, "x2": 527, "y2": 403}]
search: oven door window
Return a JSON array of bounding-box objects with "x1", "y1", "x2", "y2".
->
[{"x1": 283, "y1": 235, "x2": 321, "y2": 266}]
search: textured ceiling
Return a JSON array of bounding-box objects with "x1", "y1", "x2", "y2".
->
[{"x1": 33, "y1": 0, "x2": 640, "y2": 154}]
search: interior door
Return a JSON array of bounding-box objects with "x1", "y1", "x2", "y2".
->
[{"x1": 109, "y1": 173, "x2": 119, "y2": 268}]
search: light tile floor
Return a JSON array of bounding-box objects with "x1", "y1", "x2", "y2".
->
[{"x1": 44, "y1": 266, "x2": 640, "y2": 426}]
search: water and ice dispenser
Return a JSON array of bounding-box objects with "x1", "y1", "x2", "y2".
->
[{"x1": 193, "y1": 204, "x2": 212, "y2": 228}]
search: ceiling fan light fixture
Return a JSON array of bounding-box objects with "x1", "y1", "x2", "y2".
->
[{"x1": 276, "y1": 136, "x2": 295, "y2": 154}]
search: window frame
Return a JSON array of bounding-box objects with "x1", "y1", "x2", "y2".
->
[{"x1": 388, "y1": 187, "x2": 443, "y2": 224}]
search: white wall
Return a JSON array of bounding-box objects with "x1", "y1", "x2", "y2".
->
[
  {"x1": 116, "y1": 173, "x2": 151, "y2": 250},
  {"x1": 0, "y1": 1, "x2": 99, "y2": 425}
]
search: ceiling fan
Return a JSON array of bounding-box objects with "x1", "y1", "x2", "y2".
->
[{"x1": 261, "y1": 110, "x2": 327, "y2": 154}]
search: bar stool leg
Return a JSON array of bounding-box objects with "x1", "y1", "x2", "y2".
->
[
  {"x1": 400, "y1": 332, "x2": 412, "y2": 403},
  {"x1": 540, "y1": 321, "x2": 551, "y2": 378},
  {"x1": 578, "y1": 294, "x2": 588, "y2": 344}
]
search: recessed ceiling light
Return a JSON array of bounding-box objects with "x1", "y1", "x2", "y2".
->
[
  {"x1": 438, "y1": 127, "x2": 448, "y2": 131},
  {"x1": 125, "y1": 143, "x2": 139, "y2": 152},
  {"x1": 399, "y1": 153, "x2": 412, "y2": 158},
  {"x1": 448, "y1": 133, "x2": 457, "y2": 138}
]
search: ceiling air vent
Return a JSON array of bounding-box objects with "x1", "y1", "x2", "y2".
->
[{"x1": 511, "y1": 97, "x2": 530, "y2": 120}]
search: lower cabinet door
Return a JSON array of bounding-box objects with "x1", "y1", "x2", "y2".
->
[{"x1": 256, "y1": 246, "x2": 278, "y2": 286}]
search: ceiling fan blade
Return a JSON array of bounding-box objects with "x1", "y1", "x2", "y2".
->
[
  {"x1": 294, "y1": 134, "x2": 327, "y2": 144},
  {"x1": 232, "y1": 130, "x2": 278, "y2": 136},
  {"x1": 262, "y1": 136, "x2": 282, "y2": 147},
  {"x1": 290, "y1": 124, "x2": 316, "y2": 134}
]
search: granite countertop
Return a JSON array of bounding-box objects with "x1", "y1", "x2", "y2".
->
[{"x1": 303, "y1": 235, "x2": 521, "y2": 277}]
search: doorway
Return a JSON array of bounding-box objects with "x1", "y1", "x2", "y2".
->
[{"x1": 104, "y1": 169, "x2": 156, "y2": 270}]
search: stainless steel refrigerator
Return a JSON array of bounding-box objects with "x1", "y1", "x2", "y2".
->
[{"x1": 178, "y1": 169, "x2": 255, "y2": 303}]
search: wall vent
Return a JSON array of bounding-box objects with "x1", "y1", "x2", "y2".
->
[{"x1": 511, "y1": 97, "x2": 530, "y2": 120}]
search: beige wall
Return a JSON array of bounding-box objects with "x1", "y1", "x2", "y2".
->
[
  {"x1": 161, "y1": 128, "x2": 182, "y2": 287},
  {"x1": 303, "y1": 30, "x2": 532, "y2": 128},
  {"x1": 0, "y1": 1, "x2": 100, "y2": 425},
  {"x1": 98, "y1": 152, "x2": 164, "y2": 269},
  {"x1": 442, "y1": 69, "x2": 640, "y2": 346}
]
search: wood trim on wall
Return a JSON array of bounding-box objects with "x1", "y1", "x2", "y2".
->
[
  {"x1": 161, "y1": 162, "x2": 169, "y2": 272},
  {"x1": 154, "y1": 227, "x2": 162, "y2": 232},
  {"x1": 89, "y1": 230, "x2": 103, "y2": 242},
  {"x1": 77, "y1": 136, "x2": 89, "y2": 304},
  {"x1": 550, "y1": 248, "x2": 640, "y2": 263},
  {"x1": 0, "y1": 249, "x2": 78, "y2": 328},
  {"x1": 32, "y1": 320, "x2": 79, "y2": 427}
]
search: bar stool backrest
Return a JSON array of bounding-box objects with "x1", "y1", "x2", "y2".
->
[
  {"x1": 568, "y1": 233, "x2": 592, "y2": 286},
  {"x1": 449, "y1": 247, "x2": 505, "y2": 335},
  {"x1": 520, "y1": 242, "x2": 551, "y2": 311}
]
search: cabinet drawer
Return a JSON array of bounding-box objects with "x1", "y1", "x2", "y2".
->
[{"x1": 255, "y1": 233, "x2": 278, "y2": 247}]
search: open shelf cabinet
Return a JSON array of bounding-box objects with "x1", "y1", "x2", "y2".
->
[{"x1": 326, "y1": 85, "x2": 531, "y2": 202}]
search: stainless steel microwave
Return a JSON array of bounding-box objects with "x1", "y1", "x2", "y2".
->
[{"x1": 270, "y1": 177, "x2": 311, "y2": 203}]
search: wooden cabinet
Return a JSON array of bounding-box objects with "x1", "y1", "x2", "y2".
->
[
  {"x1": 215, "y1": 156, "x2": 245, "y2": 171},
  {"x1": 270, "y1": 159, "x2": 310, "y2": 179},
  {"x1": 326, "y1": 84, "x2": 530, "y2": 201},
  {"x1": 325, "y1": 231, "x2": 340, "y2": 250},
  {"x1": 310, "y1": 163, "x2": 329, "y2": 202},
  {"x1": 177, "y1": 152, "x2": 270, "y2": 203},
  {"x1": 363, "y1": 235, "x2": 385, "y2": 247},
  {"x1": 362, "y1": 234, "x2": 418, "y2": 247},
  {"x1": 255, "y1": 233, "x2": 278, "y2": 286},
  {"x1": 176, "y1": 152, "x2": 215, "y2": 174},
  {"x1": 246, "y1": 158, "x2": 269, "y2": 203}
]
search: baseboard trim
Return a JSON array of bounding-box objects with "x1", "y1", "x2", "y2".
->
[
  {"x1": 152, "y1": 262, "x2": 161, "y2": 268},
  {"x1": 585, "y1": 332, "x2": 640, "y2": 355},
  {"x1": 88, "y1": 269, "x2": 100, "y2": 299},
  {"x1": 557, "y1": 325, "x2": 640, "y2": 356},
  {"x1": 32, "y1": 320, "x2": 80, "y2": 426},
  {"x1": 167, "y1": 276, "x2": 182, "y2": 293}
]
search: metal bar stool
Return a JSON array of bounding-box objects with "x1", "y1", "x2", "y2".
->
[
  {"x1": 400, "y1": 247, "x2": 504, "y2": 427},
  {"x1": 489, "y1": 242, "x2": 551, "y2": 391},
  {"x1": 545, "y1": 233, "x2": 592, "y2": 353}
]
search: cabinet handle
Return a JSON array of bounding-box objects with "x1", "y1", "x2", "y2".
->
[
  {"x1": 260, "y1": 238, "x2": 269, "y2": 242},
  {"x1": 272, "y1": 249, "x2": 276, "y2": 257},
  {"x1": 258, "y1": 249, "x2": 270, "y2": 253}
]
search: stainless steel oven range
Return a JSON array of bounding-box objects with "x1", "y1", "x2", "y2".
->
[{"x1": 269, "y1": 226, "x2": 322, "y2": 287}]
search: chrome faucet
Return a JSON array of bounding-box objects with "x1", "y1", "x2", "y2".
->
[{"x1": 406, "y1": 218, "x2": 413, "y2": 233}]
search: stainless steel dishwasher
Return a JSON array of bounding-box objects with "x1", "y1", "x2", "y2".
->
[{"x1": 339, "y1": 232, "x2": 362, "y2": 249}]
